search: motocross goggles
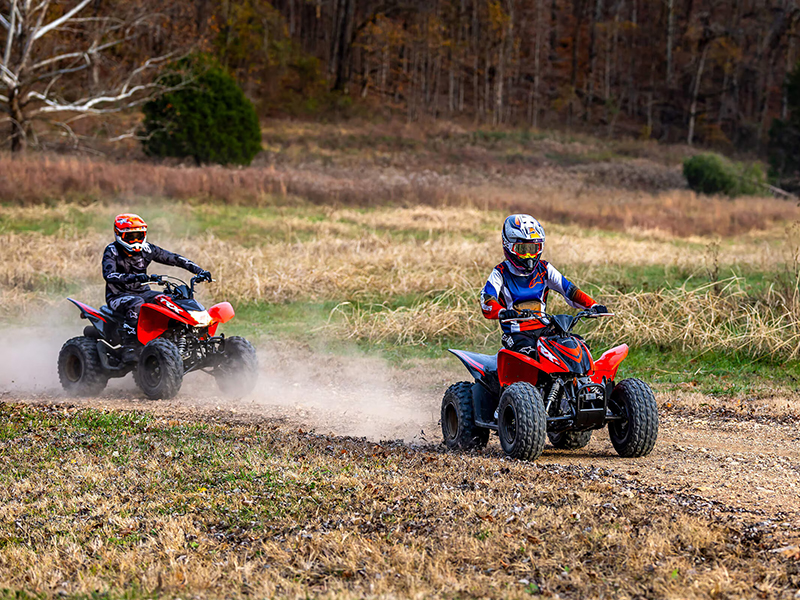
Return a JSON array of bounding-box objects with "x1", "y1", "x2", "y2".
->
[
  {"x1": 120, "y1": 230, "x2": 146, "y2": 244},
  {"x1": 512, "y1": 241, "x2": 543, "y2": 259}
]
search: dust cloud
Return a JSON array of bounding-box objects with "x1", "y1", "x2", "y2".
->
[
  {"x1": 241, "y1": 345, "x2": 443, "y2": 442},
  {"x1": 0, "y1": 324, "x2": 445, "y2": 442}
]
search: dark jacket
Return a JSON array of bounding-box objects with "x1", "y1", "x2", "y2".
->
[{"x1": 102, "y1": 241, "x2": 203, "y2": 302}]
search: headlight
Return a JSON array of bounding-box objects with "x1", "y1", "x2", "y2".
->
[{"x1": 189, "y1": 310, "x2": 213, "y2": 326}]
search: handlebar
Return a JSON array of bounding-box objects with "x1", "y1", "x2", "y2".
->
[
  {"x1": 147, "y1": 274, "x2": 214, "y2": 294},
  {"x1": 499, "y1": 309, "x2": 614, "y2": 324}
]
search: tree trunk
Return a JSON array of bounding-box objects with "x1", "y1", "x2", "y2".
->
[
  {"x1": 533, "y1": 0, "x2": 542, "y2": 127},
  {"x1": 332, "y1": 0, "x2": 355, "y2": 91},
  {"x1": 569, "y1": 0, "x2": 586, "y2": 126},
  {"x1": 666, "y1": 0, "x2": 674, "y2": 88},
  {"x1": 9, "y1": 88, "x2": 27, "y2": 153},
  {"x1": 687, "y1": 43, "x2": 709, "y2": 145},
  {"x1": 585, "y1": 0, "x2": 604, "y2": 121}
]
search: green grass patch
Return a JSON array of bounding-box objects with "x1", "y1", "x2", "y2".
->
[{"x1": 619, "y1": 347, "x2": 800, "y2": 397}]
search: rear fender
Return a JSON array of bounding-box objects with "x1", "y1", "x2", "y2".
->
[
  {"x1": 590, "y1": 344, "x2": 629, "y2": 384},
  {"x1": 449, "y1": 349, "x2": 487, "y2": 380},
  {"x1": 137, "y1": 302, "x2": 196, "y2": 345},
  {"x1": 68, "y1": 298, "x2": 108, "y2": 336}
]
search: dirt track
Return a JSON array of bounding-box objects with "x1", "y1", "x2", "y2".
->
[{"x1": 5, "y1": 366, "x2": 800, "y2": 553}]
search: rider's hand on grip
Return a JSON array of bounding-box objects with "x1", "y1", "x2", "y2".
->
[
  {"x1": 591, "y1": 304, "x2": 610, "y2": 315},
  {"x1": 197, "y1": 270, "x2": 212, "y2": 282},
  {"x1": 133, "y1": 273, "x2": 150, "y2": 283},
  {"x1": 498, "y1": 308, "x2": 519, "y2": 321}
]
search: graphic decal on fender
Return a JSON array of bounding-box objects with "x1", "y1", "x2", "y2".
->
[
  {"x1": 537, "y1": 340, "x2": 562, "y2": 367},
  {"x1": 157, "y1": 295, "x2": 191, "y2": 319}
]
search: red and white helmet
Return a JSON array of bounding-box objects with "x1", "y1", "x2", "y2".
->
[{"x1": 114, "y1": 213, "x2": 148, "y2": 253}]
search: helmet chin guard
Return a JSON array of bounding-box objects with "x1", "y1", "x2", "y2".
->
[{"x1": 502, "y1": 214, "x2": 545, "y2": 274}]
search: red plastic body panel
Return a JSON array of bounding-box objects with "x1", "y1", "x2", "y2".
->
[
  {"x1": 137, "y1": 302, "x2": 197, "y2": 345},
  {"x1": 209, "y1": 302, "x2": 235, "y2": 324},
  {"x1": 497, "y1": 349, "x2": 544, "y2": 386},
  {"x1": 591, "y1": 344, "x2": 629, "y2": 384}
]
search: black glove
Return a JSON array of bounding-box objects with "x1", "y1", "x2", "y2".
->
[
  {"x1": 498, "y1": 308, "x2": 520, "y2": 320},
  {"x1": 196, "y1": 270, "x2": 212, "y2": 282},
  {"x1": 149, "y1": 274, "x2": 163, "y2": 283},
  {"x1": 132, "y1": 273, "x2": 150, "y2": 283},
  {"x1": 591, "y1": 304, "x2": 609, "y2": 315}
]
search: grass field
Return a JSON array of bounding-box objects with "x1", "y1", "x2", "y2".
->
[
  {"x1": 1, "y1": 126, "x2": 800, "y2": 599},
  {"x1": 2, "y1": 402, "x2": 798, "y2": 600},
  {"x1": 1, "y1": 197, "x2": 798, "y2": 394}
]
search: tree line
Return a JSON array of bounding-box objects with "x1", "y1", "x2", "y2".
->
[{"x1": 3, "y1": 0, "x2": 800, "y2": 151}]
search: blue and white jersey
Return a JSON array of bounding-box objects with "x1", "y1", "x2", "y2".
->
[{"x1": 480, "y1": 260, "x2": 594, "y2": 333}]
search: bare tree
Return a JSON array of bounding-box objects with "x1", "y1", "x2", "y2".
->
[{"x1": 0, "y1": 0, "x2": 182, "y2": 152}]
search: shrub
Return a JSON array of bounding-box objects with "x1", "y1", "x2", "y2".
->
[
  {"x1": 141, "y1": 57, "x2": 262, "y2": 166},
  {"x1": 683, "y1": 153, "x2": 764, "y2": 197}
]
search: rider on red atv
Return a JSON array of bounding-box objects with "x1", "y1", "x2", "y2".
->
[
  {"x1": 480, "y1": 214, "x2": 608, "y2": 354},
  {"x1": 103, "y1": 214, "x2": 211, "y2": 338}
]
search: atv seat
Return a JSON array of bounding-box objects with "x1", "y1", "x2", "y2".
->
[
  {"x1": 449, "y1": 349, "x2": 498, "y2": 377},
  {"x1": 100, "y1": 305, "x2": 122, "y2": 321}
]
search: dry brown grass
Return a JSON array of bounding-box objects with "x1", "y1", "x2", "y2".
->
[
  {"x1": 2, "y1": 153, "x2": 798, "y2": 237},
  {"x1": 1, "y1": 203, "x2": 797, "y2": 360},
  {"x1": 594, "y1": 278, "x2": 800, "y2": 360},
  {"x1": 0, "y1": 402, "x2": 796, "y2": 599}
]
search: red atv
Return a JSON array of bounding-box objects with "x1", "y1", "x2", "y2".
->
[
  {"x1": 58, "y1": 275, "x2": 258, "y2": 400},
  {"x1": 441, "y1": 310, "x2": 658, "y2": 461}
]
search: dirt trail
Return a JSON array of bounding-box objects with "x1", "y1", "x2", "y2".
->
[{"x1": 2, "y1": 333, "x2": 799, "y2": 544}]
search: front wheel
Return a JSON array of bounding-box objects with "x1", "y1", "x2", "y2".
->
[
  {"x1": 441, "y1": 382, "x2": 489, "y2": 450},
  {"x1": 214, "y1": 336, "x2": 258, "y2": 398},
  {"x1": 497, "y1": 382, "x2": 547, "y2": 461},
  {"x1": 548, "y1": 429, "x2": 593, "y2": 450},
  {"x1": 135, "y1": 338, "x2": 183, "y2": 399},
  {"x1": 58, "y1": 337, "x2": 108, "y2": 397},
  {"x1": 608, "y1": 378, "x2": 659, "y2": 457}
]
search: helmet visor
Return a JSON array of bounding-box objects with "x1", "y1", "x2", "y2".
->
[
  {"x1": 512, "y1": 241, "x2": 543, "y2": 259},
  {"x1": 121, "y1": 230, "x2": 146, "y2": 244}
]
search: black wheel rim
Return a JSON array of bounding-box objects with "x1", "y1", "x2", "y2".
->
[
  {"x1": 443, "y1": 402, "x2": 459, "y2": 441},
  {"x1": 142, "y1": 354, "x2": 162, "y2": 388},
  {"x1": 500, "y1": 404, "x2": 517, "y2": 446},
  {"x1": 609, "y1": 402, "x2": 630, "y2": 445},
  {"x1": 64, "y1": 351, "x2": 83, "y2": 383}
]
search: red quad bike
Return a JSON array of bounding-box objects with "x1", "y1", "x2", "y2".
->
[
  {"x1": 441, "y1": 310, "x2": 658, "y2": 461},
  {"x1": 58, "y1": 275, "x2": 258, "y2": 400}
]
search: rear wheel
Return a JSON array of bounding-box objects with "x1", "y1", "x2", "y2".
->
[
  {"x1": 608, "y1": 378, "x2": 659, "y2": 457},
  {"x1": 497, "y1": 383, "x2": 547, "y2": 461},
  {"x1": 57, "y1": 337, "x2": 108, "y2": 397},
  {"x1": 135, "y1": 338, "x2": 183, "y2": 399},
  {"x1": 441, "y1": 382, "x2": 489, "y2": 450},
  {"x1": 548, "y1": 429, "x2": 593, "y2": 450},
  {"x1": 214, "y1": 336, "x2": 258, "y2": 397}
]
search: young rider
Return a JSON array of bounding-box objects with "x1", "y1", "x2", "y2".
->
[
  {"x1": 103, "y1": 214, "x2": 211, "y2": 339},
  {"x1": 480, "y1": 214, "x2": 608, "y2": 355}
]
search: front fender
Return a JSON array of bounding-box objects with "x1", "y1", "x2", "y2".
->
[{"x1": 591, "y1": 344, "x2": 629, "y2": 384}]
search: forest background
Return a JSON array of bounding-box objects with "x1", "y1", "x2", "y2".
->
[{"x1": 3, "y1": 0, "x2": 799, "y2": 152}]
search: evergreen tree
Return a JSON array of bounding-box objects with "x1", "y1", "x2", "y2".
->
[{"x1": 141, "y1": 57, "x2": 262, "y2": 166}]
